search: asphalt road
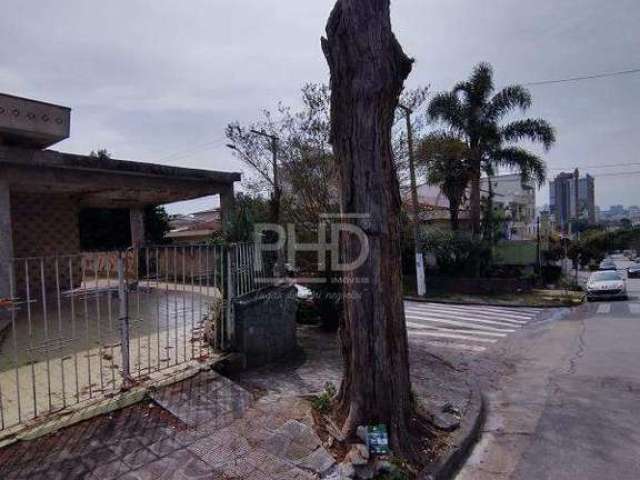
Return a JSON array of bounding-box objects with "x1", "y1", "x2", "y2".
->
[{"x1": 457, "y1": 255, "x2": 640, "y2": 480}]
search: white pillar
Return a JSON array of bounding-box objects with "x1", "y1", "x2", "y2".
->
[
  {"x1": 0, "y1": 178, "x2": 13, "y2": 299},
  {"x1": 129, "y1": 207, "x2": 145, "y2": 249}
]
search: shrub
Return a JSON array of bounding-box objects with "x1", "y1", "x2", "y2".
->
[
  {"x1": 422, "y1": 230, "x2": 493, "y2": 277},
  {"x1": 311, "y1": 382, "x2": 337, "y2": 414},
  {"x1": 541, "y1": 265, "x2": 563, "y2": 284}
]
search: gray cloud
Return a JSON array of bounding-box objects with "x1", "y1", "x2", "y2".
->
[{"x1": 2, "y1": 0, "x2": 639, "y2": 212}]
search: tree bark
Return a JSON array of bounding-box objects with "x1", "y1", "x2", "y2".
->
[
  {"x1": 450, "y1": 202, "x2": 460, "y2": 231},
  {"x1": 322, "y1": 0, "x2": 417, "y2": 460}
]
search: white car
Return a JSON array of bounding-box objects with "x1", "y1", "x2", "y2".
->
[{"x1": 586, "y1": 270, "x2": 628, "y2": 301}]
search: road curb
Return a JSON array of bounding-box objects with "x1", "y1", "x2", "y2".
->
[
  {"x1": 418, "y1": 382, "x2": 485, "y2": 480},
  {"x1": 405, "y1": 295, "x2": 579, "y2": 309}
]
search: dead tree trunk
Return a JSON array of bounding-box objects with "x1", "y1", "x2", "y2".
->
[{"x1": 322, "y1": 0, "x2": 418, "y2": 460}]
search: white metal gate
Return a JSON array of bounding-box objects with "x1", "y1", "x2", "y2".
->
[{"x1": 0, "y1": 242, "x2": 262, "y2": 432}]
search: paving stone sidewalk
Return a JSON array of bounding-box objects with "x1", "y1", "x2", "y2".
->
[{"x1": 0, "y1": 326, "x2": 472, "y2": 480}]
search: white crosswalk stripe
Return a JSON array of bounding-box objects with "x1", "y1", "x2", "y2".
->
[
  {"x1": 406, "y1": 321, "x2": 509, "y2": 338},
  {"x1": 630, "y1": 304, "x2": 640, "y2": 315},
  {"x1": 405, "y1": 315, "x2": 516, "y2": 334},
  {"x1": 405, "y1": 301, "x2": 540, "y2": 354},
  {"x1": 405, "y1": 307, "x2": 525, "y2": 327},
  {"x1": 413, "y1": 304, "x2": 532, "y2": 323},
  {"x1": 597, "y1": 304, "x2": 611, "y2": 314}
]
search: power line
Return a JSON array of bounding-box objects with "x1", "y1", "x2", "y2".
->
[
  {"x1": 156, "y1": 137, "x2": 226, "y2": 163},
  {"x1": 550, "y1": 162, "x2": 640, "y2": 171},
  {"x1": 589, "y1": 170, "x2": 640, "y2": 178},
  {"x1": 522, "y1": 67, "x2": 640, "y2": 87}
]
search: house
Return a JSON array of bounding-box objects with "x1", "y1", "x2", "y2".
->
[
  {"x1": 412, "y1": 183, "x2": 470, "y2": 231},
  {"x1": 0, "y1": 93, "x2": 240, "y2": 299},
  {"x1": 413, "y1": 173, "x2": 535, "y2": 237},
  {"x1": 166, "y1": 209, "x2": 223, "y2": 244},
  {"x1": 480, "y1": 174, "x2": 537, "y2": 240}
]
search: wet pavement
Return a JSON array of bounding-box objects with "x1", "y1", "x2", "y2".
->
[
  {"x1": 0, "y1": 325, "x2": 473, "y2": 479},
  {"x1": 0, "y1": 287, "x2": 213, "y2": 432},
  {"x1": 457, "y1": 255, "x2": 640, "y2": 480}
]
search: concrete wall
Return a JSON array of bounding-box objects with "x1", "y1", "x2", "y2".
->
[
  {"x1": 232, "y1": 286, "x2": 298, "y2": 368},
  {"x1": 0, "y1": 93, "x2": 70, "y2": 149}
]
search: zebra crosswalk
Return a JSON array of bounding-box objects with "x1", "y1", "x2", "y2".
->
[
  {"x1": 592, "y1": 302, "x2": 640, "y2": 315},
  {"x1": 405, "y1": 301, "x2": 542, "y2": 353}
]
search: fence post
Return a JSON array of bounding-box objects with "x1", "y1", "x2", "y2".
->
[
  {"x1": 117, "y1": 252, "x2": 132, "y2": 387},
  {"x1": 225, "y1": 245, "x2": 235, "y2": 351}
]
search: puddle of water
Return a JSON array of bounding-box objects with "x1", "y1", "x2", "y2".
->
[{"x1": 0, "y1": 288, "x2": 213, "y2": 372}]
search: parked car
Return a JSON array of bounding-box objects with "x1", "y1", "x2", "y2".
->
[
  {"x1": 599, "y1": 260, "x2": 617, "y2": 271},
  {"x1": 628, "y1": 263, "x2": 640, "y2": 279},
  {"x1": 586, "y1": 270, "x2": 628, "y2": 301}
]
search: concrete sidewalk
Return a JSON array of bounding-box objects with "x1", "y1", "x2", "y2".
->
[{"x1": 0, "y1": 326, "x2": 474, "y2": 480}]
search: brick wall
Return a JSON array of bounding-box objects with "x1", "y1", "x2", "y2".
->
[
  {"x1": 11, "y1": 192, "x2": 80, "y2": 258},
  {"x1": 10, "y1": 192, "x2": 82, "y2": 295}
]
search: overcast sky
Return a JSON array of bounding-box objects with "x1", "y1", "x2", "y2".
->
[{"x1": 2, "y1": 0, "x2": 639, "y2": 213}]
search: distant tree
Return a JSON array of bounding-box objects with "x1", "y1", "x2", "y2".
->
[
  {"x1": 213, "y1": 193, "x2": 271, "y2": 244},
  {"x1": 89, "y1": 148, "x2": 111, "y2": 160},
  {"x1": 428, "y1": 63, "x2": 555, "y2": 238},
  {"x1": 417, "y1": 131, "x2": 472, "y2": 231},
  {"x1": 226, "y1": 84, "x2": 337, "y2": 228},
  {"x1": 620, "y1": 218, "x2": 632, "y2": 230},
  {"x1": 143, "y1": 206, "x2": 170, "y2": 245},
  {"x1": 571, "y1": 218, "x2": 593, "y2": 234},
  {"x1": 226, "y1": 85, "x2": 343, "y2": 323},
  {"x1": 393, "y1": 86, "x2": 431, "y2": 186}
]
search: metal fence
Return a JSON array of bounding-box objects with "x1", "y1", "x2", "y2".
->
[{"x1": 0, "y1": 242, "x2": 263, "y2": 432}]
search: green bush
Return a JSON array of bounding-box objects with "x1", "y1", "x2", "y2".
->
[
  {"x1": 541, "y1": 265, "x2": 562, "y2": 284},
  {"x1": 422, "y1": 230, "x2": 493, "y2": 277}
]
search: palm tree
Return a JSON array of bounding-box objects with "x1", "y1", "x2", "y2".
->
[
  {"x1": 418, "y1": 132, "x2": 473, "y2": 231},
  {"x1": 428, "y1": 63, "x2": 556, "y2": 238}
]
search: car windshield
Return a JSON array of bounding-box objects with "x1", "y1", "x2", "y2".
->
[{"x1": 591, "y1": 271, "x2": 622, "y2": 282}]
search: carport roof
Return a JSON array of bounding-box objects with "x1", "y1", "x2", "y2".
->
[{"x1": 0, "y1": 145, "x2": 240, "y2": 208}]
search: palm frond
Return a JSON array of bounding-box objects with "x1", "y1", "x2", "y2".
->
[
  {"x1": 492, "y1": 146, "x2": 547, "y2": 185},
  {"x1": 469, "y1": 62, "x2": 495, "y2": 105},
  {"x1": 427, "y1": 92, "x2": 466, "y2": 133},
  {"x1": 501, "y1": 119, "x2": 556, "y2": 151},
  {"x1": 453, "y1": 80, "x2": 471, "y2": 96},
  {"x1": 485, "y1": 85, "x2": 532, "y2": 120}
]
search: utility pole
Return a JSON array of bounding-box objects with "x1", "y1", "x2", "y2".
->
[
  {"x1": 250, "y1": 129, "x2": 285, "y2": 278},
  {"x1": 399, "y1": 105, "x2": 426, "y2": 296},
  {"x1": 536, "y1": 216, "x2": 542, "y2": 272}
]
